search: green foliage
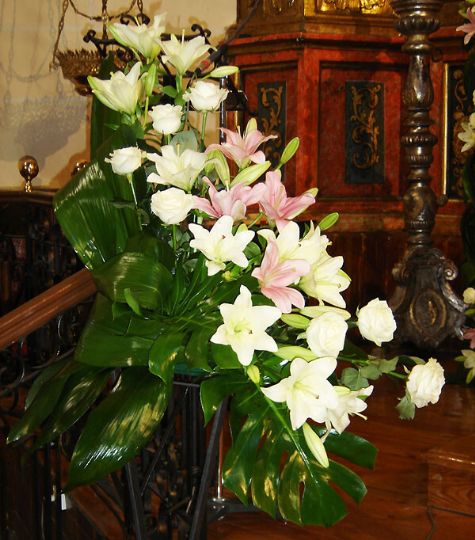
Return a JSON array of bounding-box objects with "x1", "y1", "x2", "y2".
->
[
  {"x1": 397, "y1": 394, "x2": 415, "y2": 420},
  {"x1": 201, "y1": 372, "x2": 376, "y2": 527},
  {"x1": 67, "y1": 367, "x2": 170, "y2": 488}
]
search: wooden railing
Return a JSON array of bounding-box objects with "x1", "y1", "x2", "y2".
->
[{"x1": 0, "y1": 268, "x2": 97, "y2": 350}]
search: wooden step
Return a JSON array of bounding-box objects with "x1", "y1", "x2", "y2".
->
[{"x1": 427, "y1": 434, "x2": 475, "y2": 517}]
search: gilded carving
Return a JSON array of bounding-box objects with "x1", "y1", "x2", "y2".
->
[
  {"x1": 257, "y1": 82, "x2": 286, "y2": 167},
  {"x1": 317, "y1": 0, "x2": 389, "y2": 14},
  {"x1": 349, "y1": 84, "x2": 382, "y2": 170},
  {"x1": 268, "y1": 0, "x2": 297, "y2": 14},
  {"x1": 446, "y1": 65, "x2": 470, "y2": 199},
  {"x1": 345, "y1": 81, "x2": 384, "y2": 184}
]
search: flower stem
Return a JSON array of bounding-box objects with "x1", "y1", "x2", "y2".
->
[
  {"x1": 142, "y1": 96, "x2": 149, "y2": 128},
  {"x1": 201, "y1": 111, "x2": 208, "y2": 147},
  {"x1": 172, "y1": 224, "x2": 177, "y2": 253}
]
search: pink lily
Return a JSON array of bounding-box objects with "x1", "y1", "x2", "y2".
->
[
  {"x1": 207, "y1": 119, "x2": 276, "y2": 169},
  {"x1": 252, "y1": 241, "x2": 310, "y2": 313},
  {"x1": 464, "y1": 327, "x2": 475, "y2": 349},
  {"x1": 193, "y1": 177, "x2": 265, "y2": 221},
  {"x1": 457, "y1": 8, "x2": 475, "y2": 44},
  {"x1": 259, "y1": 170, "x2": 316, "y2": 231}
]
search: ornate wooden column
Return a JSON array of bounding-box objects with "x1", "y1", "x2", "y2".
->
[{"x1": 389, "y1": 0, "x2": 464, "y2": 349}]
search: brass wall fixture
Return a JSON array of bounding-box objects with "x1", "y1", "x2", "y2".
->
[
  {"x1": 389, "y1": 0, "x2": 465, "y2": 350},
  {"x1": 18, "y1": 156, "x2": 39, "y2": 193},
  {"x1": 51, "y1": 0, "x2": 147, "y2": 95}
]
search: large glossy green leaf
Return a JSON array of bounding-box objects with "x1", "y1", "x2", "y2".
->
[
  {"x1": 148, "y1": 333, "x2": 184, "y2": 384},
  {"x1": 53, "y1": 126, "x2": 142, "y2": 270},
  {"x1": 92, "y1": 252, "x2": 172, "y2": 311},
  {"x1": 67, "y1": 367, "x2": 169, "y2": 488},
  {"x1": 200, "y1": 371, "x2": 249, "y2": 425},
  {"x1": 75, "y1": 295, "x2": 158, "y2": 367},
  {"x1": 8, "y1": 361, "x2": 82, "y2": 443},
  {"x1": 220, "y1": 379, "x2": 376, "y2": 527},
  {"x1": 185, "y1": 329, "x2": 213, "y2": 372},
  {"x1": 33, "y1": 367, "x2": 111, "y2": 448}
]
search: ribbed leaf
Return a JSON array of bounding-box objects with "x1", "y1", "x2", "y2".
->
[
  {"x1": 75, "y1": 295, "x2": 159, "y2": 367},
  {"x1": 53, "y1": 126, "x2": 142, "y2": 270},
  {"x1": 32, "y1": 367, "x2": 111, "y2": 448},
  {"x1": 8, "y1": 361, "x2": 82, "y2": 443},
  {"x1": 148, "y1": 333, "x2": 184, "y2": 384},
  {"x1": 219, "y1": 377, "x2": 376, "y2": 527},
  {"x1": 67, "y1": 367, "x2": 169, "y2": 488},
  {"x1": 185, "y1": 329, "x2": 213, "y2": 372},
  {"x1": 92, "y1": 252, "x2": 172, "y2": 310}
]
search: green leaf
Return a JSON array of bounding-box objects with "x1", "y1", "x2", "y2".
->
[
  {"x1": 92, "y1": 251, "x2": 172, "y2": 311},
  {"x1": 24, "y1": 360, "x2": 67, "y2": 409},
  {"x1": 8, "y1": 361, "x2": 81, "y2": 443},
  {"x1": 75, "y1": 295, "x2": 156, "y2": 367},
  {"x1": 378, "y1": 357, "x2": 399, "y2": 374},
  {"x1": 360, "y1": 362, "x2": 382, "y2": 380},
  {"x1": 211, "y1": 343, "x2": 241, "y2": 370},
  {"x1": 148, "y1": 333, "x2": 183, "y2": 385},
  {"x1": 185, "y1": 329, "x2": 213, "y2": 371},
  {"x1": 222, "y1": 387, "x2": 373, "y2": 526},
  {"x1": 397, "y1": 394, "x2": 415, "y2": 420},
  {"x1": 200, "y1": 372, "x2": 248, "y2": 425},
  {"x1": 54, "y1": 125, "x2": 144, "y2": 270},
  {"x1": 341, "y1": 367, "x2": 369, "y2": 390},
  {"x1": 32, "y1": 367, "x2": 111, "y2": 448},
  {"x1": 170, "y1": 130, "x2": 199, "y2": 152},
  {"x1": 162, "y1": 85, "x2": 178, "y2": 98},
  {"x1": 322, "y1": 429, "x2": 377, "y2": 469},
  {"x1": 67, "y1": 367, "x2": 169, "y2": 488}
]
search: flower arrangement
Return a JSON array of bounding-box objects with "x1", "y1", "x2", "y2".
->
[{"x1": 8, "y1": 13, "x2": 446, "y2": 528}]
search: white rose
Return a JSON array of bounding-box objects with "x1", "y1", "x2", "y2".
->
[
  {"x1": 306, "y1": 312, "x2": 348, "y2": 358},
  {"x1": 406, "y1": 358, "x2": 445, "y2": 408},
  {"x1": 463, "y1": 287, "x2": 475, "y2": 305},
  {"x1": 184, "y1": 81, "x2": 229, "y2": 112},
  {"x1": 357, "y1": 298, "x2": 396, "y2": 346},
  {"x1": 151, "y1": 188, "x2": 194, "y2": 225},
  {"x1": 149, "y1": 104, "x2": 183, "y2": 135},
  {"x1": 105, "y1": 146, "x2": 144, "y2": 175}
]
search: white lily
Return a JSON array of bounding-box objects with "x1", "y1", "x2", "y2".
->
[
  {"x1": 189, "y1": 215, "x2": 254, "y2": 276},
  {"x1": 299, "y1": 252, "x2": 350, "y2": 308},
  {"x1": 161, "y1": 34, "x2": 210, "y2": 75},
  {"x1": 210, "y1": 285, "x2": 281, "y2": 366},
  {"x1": 326, "y1": 385, "x2": 373, "y2": 434},
  {"x1": 147, "y1": 145, "x2": 206, "y2": 191},
  {"x1": 109, "y1": 14, "x2": 165, "y2": 61},
  {"x1": 262, "y1": 357, "x2": 338, "y2": 430},
  {"x1": 88, "y1": 62, "x2": 142, "y2": 115}
]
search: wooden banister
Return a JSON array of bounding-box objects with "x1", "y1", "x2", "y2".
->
[{"x1": 0, "y1": 268, "x2": 97, "y2": 350}]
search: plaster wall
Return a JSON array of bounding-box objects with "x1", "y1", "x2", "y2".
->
[{"x1": 0, "y1": 0, "x2": 236, "y2": 189}]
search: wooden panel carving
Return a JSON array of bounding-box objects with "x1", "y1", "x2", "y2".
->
[
  {"x1": 445, "y1": 63, "x2": 471, "y2": 200},
  {"x1": 345, "y1": 81, "x2": 384, "y2": 184},
  {"x1": 257, "y1": 81, "x2": 287, "y2": 170},
  {"x1": 318, "y1": 62, "x2": 403, "y2": 199}
]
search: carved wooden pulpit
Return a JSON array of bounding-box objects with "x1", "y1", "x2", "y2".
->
[{"x1": 229, "y1": 0, "x2": 466, "y2": 350}]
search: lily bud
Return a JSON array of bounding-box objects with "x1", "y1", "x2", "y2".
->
[
  {"x1": 247, "y1": 365, "x2": 260, "y2": 384},
  {"x1": 303, "y1": 423, "x2": 329, "y2": 468}
]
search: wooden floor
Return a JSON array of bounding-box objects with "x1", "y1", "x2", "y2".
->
[{"x1": 208, "y1": 377, "x2": 475, "y2": 540}]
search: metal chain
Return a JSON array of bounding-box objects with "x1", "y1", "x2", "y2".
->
[
  {"x1": 69, "y1": 0, "x2": 138, "y2": 21},
  {"x1": 51, "y1": 0, "x2": 70, "y2": 68}
]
